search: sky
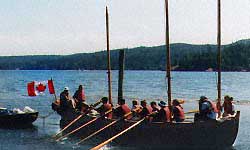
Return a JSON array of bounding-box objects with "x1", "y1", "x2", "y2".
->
[{"x1": 0, "y1": 0, "x2": 249, "y2": 56}]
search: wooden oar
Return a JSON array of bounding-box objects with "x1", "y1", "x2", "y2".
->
[
  {"x1": 90, "y1": 117, "x2": 145, "y2": 150},
  {"x1": 52, "y1": 99, "x2": 102, "y2": 138},
  {"x1": 56, "y1": 107, "x2": 116, "y2": 141},
  {"x1": 76, "y1": 108, "x2": 139, "y2": 145},
  {"x1": 185, "y1": 109, "x2": 199, "y2": 114}
]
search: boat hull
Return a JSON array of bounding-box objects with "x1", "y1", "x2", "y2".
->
[
  {"x1": 0, "y1": 112, "x2": 39, "y2": 128},
  {"x1": 60, "y1": 111, "x2": 240, "y2": 149},
  {"x1": 109, "y1": 112, "x2": 239, "y2": 149}
]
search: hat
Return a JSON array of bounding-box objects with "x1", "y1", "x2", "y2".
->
[
  {"x1": 64, "y1": 87, "x2": 69, "y2": 91},
  {"x1": 158, "y1": 101, "x2": 167, "y2": 107},
  {"x1": 141, "y1": 100, "x2": 147, "y2": 104},
  {"x1": 200, "y1": 96, "x2": 207, "y2": 101},
  {"x1": 173, "y1": 99, "x2": 180, "y2": 106},
  {"x1": 224, "y1": 95, "x2": 230, "y2": 100}
]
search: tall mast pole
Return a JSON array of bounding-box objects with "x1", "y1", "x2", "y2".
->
[
  {"x1": 165, "y1": 0, "x2": 172, "y2": 120},
  {"x1": 106, "y1": 6, "x2": 112, "y2": 105},
  {"x1": 217, "y1": 0, "x2": 221, "y2": 114}
]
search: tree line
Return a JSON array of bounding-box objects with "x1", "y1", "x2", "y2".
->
[{"x1": 0, "y1": 39, "x2": 250, "y2": 71}]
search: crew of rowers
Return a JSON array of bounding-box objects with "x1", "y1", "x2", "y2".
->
[
  {"x1": 94, "y1": 97, "x2": 185, "y2": 122},
  {"x1": 53, "y1": 85, "x2": 235, "y2": 122}
]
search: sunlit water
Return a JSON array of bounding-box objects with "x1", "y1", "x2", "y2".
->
[{"x1": 0, "y1": 70, "x2": 249, "y2": 150}]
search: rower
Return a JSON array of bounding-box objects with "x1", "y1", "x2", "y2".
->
[
  {"x1": 150, "y1": 101, "x2": 160, "y2": 113},
  {"x1": 153, "y1": 101, "x2": 170, "y2": 122},
  {"x1": 131, "y1": 100, "x2": 142, "y2": 113},
  {"x1": 114, "y1": 99, "x2": 132, "y2": 119},
  {"x1": 139, "y1": 100, "x2": 152, "y2": 118},
  {"x1": 172, "y1": 99, "x2": 185, "y2": 122},
  {"x1": 96, "y1": 97, "x2": 112, "y2": 119},
  {"x1": 222, "y1": 95, "x2": 235, "y2": 117},
  {"x1": 195, "y1": 96, "x2": 218, "y2": 121}
]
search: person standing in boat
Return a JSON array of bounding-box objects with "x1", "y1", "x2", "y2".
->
[
  {"x1": 114, "y1": 98, "x2": 132, "y2": 119},
  {"x1": 150, "y1": 101, "x2": 160, "y2": 113},
  {"x1": 60, "y1": 87, "x2": 74, "y2": 111},
  {"x1": 73, "y1": 85, "x2": 86, "y2": 112},
  {"x1": 222, "y1": 95, "x2": 235, "y2": 117},
  {"x1": 153, "y1": 101, "x2": 170, "y2": 122},
  {"x1": 96, "y1": 97, "x2": 112, "y2": 119},
  {"x1": 172, "y1": 99, "x2": 185, "y2": 122},
  {"x1": 197, "y1": 96, "x2": 218, "y2": 120},
  {"x1": 139, "y1": 100, "x2": 153, "y2": 118}
]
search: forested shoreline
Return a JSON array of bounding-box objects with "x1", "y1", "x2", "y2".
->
[{"x1": 0, "y1": 39, "x2": 250, "y2": 71}]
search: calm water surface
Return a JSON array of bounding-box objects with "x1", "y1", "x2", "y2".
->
[{"x1": 0, "y1": 70, "x2": 249, "y2": 150}]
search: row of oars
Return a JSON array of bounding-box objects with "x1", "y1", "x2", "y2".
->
[{"x1": 91, "y1": 109, "x2": 199, "y2": 150}]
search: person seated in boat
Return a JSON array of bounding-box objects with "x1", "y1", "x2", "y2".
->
[
  {"x1": 222, "y1": 95, "x2": 235, "y2": 117},
  {"x1": 130, "y1": 100, "x2": 142, "y2": 120},
  {"x1": 196, "y1": 96, "x2": 218, "y2": 121},
  {"x1": 95, "y1": 97, "x2": 112, "y2": 119},
  {"x1": 60, "y1": 87, "x2": 75, "y2": 111},
  {"x1": 73, "y1": 85, "x2": 86, "y2": 112},
  {"x1": 152, "y1": 101, "x2": 170, "y2": 122},
  {"x1": 150, "y1": 101, "x2": 160, "y2": 113},
  {"x1": 131, "y1": 100, "x2": 142, "y2": 113},
  {"x1": 139, "y1": 100, "x2": 153, "y2": 119},
  {"x1": 114, "y1": 98, "x2": 132, "y2": 119},
  {"x1": 172, "y1": 99, "x2": 185, "y2": 122}
]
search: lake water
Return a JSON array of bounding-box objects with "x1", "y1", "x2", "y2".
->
[{"x1": 0, "y1": 70, "x2": 249, "y2": 150}]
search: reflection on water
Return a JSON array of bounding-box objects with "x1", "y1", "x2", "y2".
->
[{"x1": 0, "y1": 71, "x2": 249, "y2": 149}]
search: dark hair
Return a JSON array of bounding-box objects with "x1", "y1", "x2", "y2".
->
[
  {"x1": 79, "y1": 85, "x2": 83, "y2": 90},
  {"x1": 120, "y1": 99, "x2": 125, "y2": 105},
  {"x1": 132, "y1": 100, "x2": 139, "y2": 105},
  {"x1": 150, "y1": 101, "x2": 157, "y2": 106},
  {"x1": 101, "y1": 97, "x2": 108, "y2": 103}
]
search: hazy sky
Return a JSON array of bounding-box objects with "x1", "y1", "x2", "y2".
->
[{"x1": 0, "y1": 0, "x2": 249, "y2": 56}]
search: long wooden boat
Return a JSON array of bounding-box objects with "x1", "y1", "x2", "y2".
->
[
  {"x1": 107, "y1": 112, "x2": 240, "y2": 149},
  {"x1": 57, "y1": 110, "x2": 239, "y2": 149},
  {"x1": 0, "y1": 108, "x2": 38, "y2": 128}
]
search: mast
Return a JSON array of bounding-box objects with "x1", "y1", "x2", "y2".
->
[
  {"x1": 165, "y1": 0, "x2": 172, "y2": 120},
  {"x1": 217, "y1": 0, "x2": 221, "y2": 113},
  {"x1": 106, "y1": 6, "x2": 112, "y2": 104},
  {"x1": 118, "y1": 50, "x2": 125, "y2": 101}
]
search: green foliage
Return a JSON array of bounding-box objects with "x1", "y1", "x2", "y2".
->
[{"x1": 0, "y1": 39, "x2": 250, "y2": 71}]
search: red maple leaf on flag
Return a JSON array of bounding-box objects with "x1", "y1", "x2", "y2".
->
[{"x1": 36, "y1": 82, "x2": 46, "y2": 93}]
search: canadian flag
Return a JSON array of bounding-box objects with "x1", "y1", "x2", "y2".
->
[{"x1": 27, "y1": 80, "x2": 55, "y2": 96}]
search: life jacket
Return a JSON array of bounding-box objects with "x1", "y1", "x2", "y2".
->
[
  {"x1": 163, "y1": 107, "x2": 171, "y2": 122},
  {"x1": 132, "y1": 105, "x2": 142, "y2": 113},
  {"x1": 152, "y1": 106, "x2": 160, "y2": 112},
  {"x1": 207, "y1": 100, "x2": 219, "y2": 113},
  {"x1": 103, "y1": 103, "x2": 112, "y2": 119},
  {"x1": 174, "y1": 105, "x2": 185, "y2": 120},
  {"x1": 146, "y1": 105, "x2": 153, "y2": 114},
  {"x1": 121, "y1": 104, "x2": 132, "y2": 119},
  {"x1": 223, "y1": 101, "x2": 233, "y2": 115},
  {"x1": 77, "y1": 90, "x2": 86, "y2": 102}
]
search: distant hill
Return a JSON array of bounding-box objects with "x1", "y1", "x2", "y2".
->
[{"x1": 0, "y1": 39, "x2": 250, "y2": 71}]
